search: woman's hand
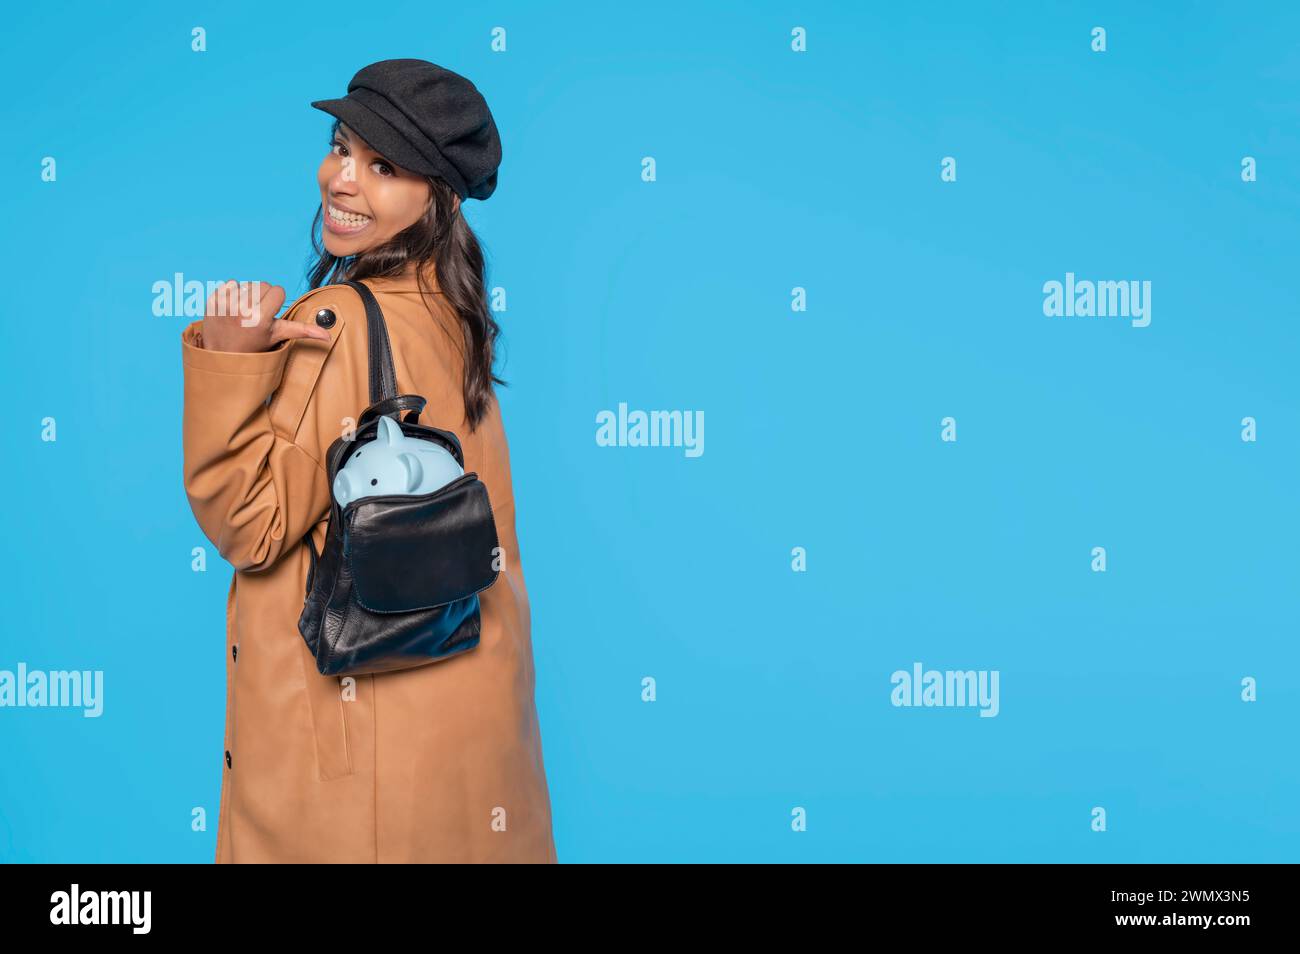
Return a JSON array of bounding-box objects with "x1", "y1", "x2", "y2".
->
[{"x1": 200, "y1": 280, "x2": 332, "y2": 352}]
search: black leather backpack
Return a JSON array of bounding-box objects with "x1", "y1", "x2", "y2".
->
[{"x1": 298, "y1": 279, "x2": 500, "y2": 676}]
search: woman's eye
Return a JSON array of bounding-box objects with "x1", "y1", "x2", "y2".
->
[
  {"x1": 330, "y1": 140, "x2": 348, "y2": 156},
  {"x1": 374, "y1": 161, "x2": 394, "y2": 177}
]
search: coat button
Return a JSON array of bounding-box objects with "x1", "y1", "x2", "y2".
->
[{"x1": 315, "y1": 308, "x2": 336, "y2": 329}]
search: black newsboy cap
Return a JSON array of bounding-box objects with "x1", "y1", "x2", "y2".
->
[{"x1": 312, "y1": 58, "x2": 502, "y2": 201}]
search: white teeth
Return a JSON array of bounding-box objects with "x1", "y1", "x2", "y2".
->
[{"x1": 328, "y1": 205, "x2": 371, "y2": 227}]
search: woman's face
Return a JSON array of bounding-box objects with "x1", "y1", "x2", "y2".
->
[{"x1": 317, "y1": 123, "x2": 436, "y2": 255}]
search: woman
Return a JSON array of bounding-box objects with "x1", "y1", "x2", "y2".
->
[{"x1": 180, "y1": 59, "x2": 558, "y2": 863}]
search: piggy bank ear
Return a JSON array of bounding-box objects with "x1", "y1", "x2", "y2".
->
[
  {"x1": 397, "y1": 452, "x2": 424, "y2": 492},
  {"x1": 378, "y1": 415, "x2": 403, "y2": 445},
  {"x1": 333, "y1": 471, "x2": 353, "y2": 506}
]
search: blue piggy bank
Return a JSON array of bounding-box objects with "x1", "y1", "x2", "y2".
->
[{"x1": 333, "y1": 415, "x2": 465, "y2": 508}]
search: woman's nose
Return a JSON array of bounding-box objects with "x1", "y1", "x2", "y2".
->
[{"x1": 330, "y1": 162, "x2": 361, "y2": 192}]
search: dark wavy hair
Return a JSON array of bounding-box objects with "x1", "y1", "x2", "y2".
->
[{"x1": 305, "y1": 119, "x2": 505, "y2": 431}]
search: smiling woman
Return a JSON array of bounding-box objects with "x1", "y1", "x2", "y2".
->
[{"x1": 179, "y1": 58, "x2": 557, "y2": 864}]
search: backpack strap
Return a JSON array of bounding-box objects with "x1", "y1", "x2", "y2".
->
[
  {"x1": 342, "y1": 279, "x2": 399, "y2": 405},
  {"x1": 359, "y1": 394, "x2": 426, "y2": 425},
  {"x1": 302, "y1": 278, "x2": 399, "y2": 581}
]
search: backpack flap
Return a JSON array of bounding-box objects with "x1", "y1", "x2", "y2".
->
[{"x1": 344, "y1": 474, "x2": 501, "y2": 614}]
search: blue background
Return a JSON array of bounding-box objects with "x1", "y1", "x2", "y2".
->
[{"x1": 2, "y1": 0, "x2": 1297, "y2": 862}]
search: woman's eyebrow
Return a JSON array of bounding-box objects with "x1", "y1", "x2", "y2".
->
[
  {"x1": 336, "y1": 124, "x2": 398, "y2": 167},
  {"x1": 339, "y1": 126, "x2": 373, "y2": 154}
]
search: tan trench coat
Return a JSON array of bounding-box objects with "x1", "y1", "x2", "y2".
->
[{"x1": 180, "y1": 262, "x2": 557, "y2": 863}]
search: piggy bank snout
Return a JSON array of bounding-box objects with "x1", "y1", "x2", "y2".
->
[{"x1": 333, "y1": 471, "x2": 354, "y2": 506}]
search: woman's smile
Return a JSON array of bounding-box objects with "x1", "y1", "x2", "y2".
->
[{"x1": 324, "y1": 201, "x2": 373, "y2": 235}]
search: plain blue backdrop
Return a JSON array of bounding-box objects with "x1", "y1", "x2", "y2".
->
[{"x1": 2, "y1": 1, "x2": 1298, "y2": 862}]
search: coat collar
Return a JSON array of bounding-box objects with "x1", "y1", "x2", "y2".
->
[{"x1": 361, "y1": 258, "x2": 442, "y2": 296}]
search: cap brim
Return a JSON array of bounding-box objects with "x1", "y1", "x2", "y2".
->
[{"x1": 310, "y1": 97, "x2": 440, "y2": 178}]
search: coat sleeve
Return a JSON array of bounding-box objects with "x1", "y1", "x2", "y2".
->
[{"x1": 180, "y1": 297, "x2": 347, "y2": 573}]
